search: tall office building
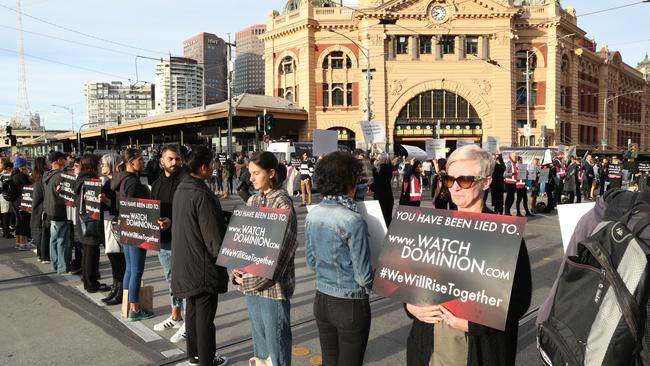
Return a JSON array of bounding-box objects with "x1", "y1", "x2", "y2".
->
[
  {"x1": 85, "y1": 81, "x2": 154, "y2": 128},
  {"x1": 154, "y1": 57, "x2": 203, "y2": 114},
  {"x1": 235, "y1": 25, "x2": 266, "y2": 95},
  {"x1": 183, "y1": 32, "x2": 227, "y2": 105}
]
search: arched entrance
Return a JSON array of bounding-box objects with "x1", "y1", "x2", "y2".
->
[
  {"x1": 394, "y1": 89, "x2": 483, "y2": 154},
  {"x1": 328, "y1": 127, "x2": 356, "y2": 150}
]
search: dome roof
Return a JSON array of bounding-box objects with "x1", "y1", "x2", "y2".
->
[{"x1": 282, "y1": 0, "x2": 339, "y2": 14}]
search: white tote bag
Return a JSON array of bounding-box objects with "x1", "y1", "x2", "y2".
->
[{"x1": 103, "y1": 211, "x2": 121, "y2": 254}]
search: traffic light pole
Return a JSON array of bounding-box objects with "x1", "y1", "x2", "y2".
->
[{"x1": 226, "y1": 35, "x2": 235, "y2": 158}]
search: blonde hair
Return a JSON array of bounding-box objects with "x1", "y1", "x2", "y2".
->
[{"x1": 446, "y1": 144, "x2": 494, "y2": 177}]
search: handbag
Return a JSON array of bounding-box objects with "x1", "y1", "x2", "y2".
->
[
  {"x1": 78, "y1": 187, "x2": 101, "y2": 238},
  {"x1": 104, "y1": 211, "x2": 121, "y2": 254}
]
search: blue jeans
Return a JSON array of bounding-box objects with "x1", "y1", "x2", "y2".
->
[
  {"x1": 158, "y1": 247, "x2": 184, "y2": 310},
  {"x1": 245, "y1": 295, "x2": 292, "y2": 366},
  {"x1": 123, "y1": 245, "x2": 147, "y2": 304},
  {"x1": 49, "y1": 221, "x2": 71, "y2": 273}
]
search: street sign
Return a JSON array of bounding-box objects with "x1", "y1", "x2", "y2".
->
[{"x1": 601, "y1": 138, "x2": 607, "y2": 146}]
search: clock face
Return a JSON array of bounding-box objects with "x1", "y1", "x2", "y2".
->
[{"x1": 431, "y1": 6, "x2": 447, "y2": 21}]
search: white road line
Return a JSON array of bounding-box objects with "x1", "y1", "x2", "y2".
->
[
  {"x1": 161, "y1": 348, "x2": 185, "y2": 358},
  {"x1": 110, "y1": 311, "x2": 163, "y2": 343},
  {"x1": 75, "y1": 284, "x2": 107, "y2": 307}
]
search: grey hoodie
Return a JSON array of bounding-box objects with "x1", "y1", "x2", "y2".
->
[{"x1": 42, "y1": 169, "x2": 67, "y2": 221}]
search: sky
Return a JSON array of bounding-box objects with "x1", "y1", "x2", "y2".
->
[{"x1": 0, "y1": 0, "x2": 649, "y2": 131}]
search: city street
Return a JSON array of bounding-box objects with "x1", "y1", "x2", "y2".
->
[{"x1": 0, "y1": 191, "x2": 565, "y2": 366}]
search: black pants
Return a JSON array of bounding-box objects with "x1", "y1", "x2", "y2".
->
[
  {"x1": 516, "y1": 187, "x2": 530, "y2": 215},
  {"x1": 564, "y1": 191, "x2": 575, "y2": 203},
  {"x1": 82, "y1": 244, "x2": 101, "y2": 291},
  {"x1": 107, "y1": 252, "x2": 126, "y2": 282},
  {"x1": 554, "y1": 181, "x2": 564, "y2": 205},
  {"x1": 314, "y1": 291, "x2": 371, "y2": 366},
  {"x1": 2, "y1": 212, "x2": 13, "y2": 237},
  {"x1": 576, "y1": 182, "x2": 582, "y2": 203},
  {"x1": 504, "y1": 184, "x2": 516, "y2": 215},
  {"x1": 40, "y1": 220, "x2": 51, "y2": 261},
  {"x1": 186, "y1": 292, "x2": 219, "y2": 366}
]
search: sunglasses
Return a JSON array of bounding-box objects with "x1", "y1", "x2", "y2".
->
[{"x1": 442, "y1": 175, "x2": 485, "y2": 189}]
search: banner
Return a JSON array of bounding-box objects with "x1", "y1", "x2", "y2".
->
[
  {"x1": 19, "y1": 185, "x2": 33, "y2": 213},
  {"x1": 59, "y1": 173, "x2": 76, "y2": 207},
  {"x1": 359, "y1": 121, "x2": 386, "y2": 144},
  {"x1": 401, "y1": 144, "x2": 428, "y2": 160},
  {"x1": 83, "y1": 179, "x2": 102, "y2": 221},
  {"x1": 118, "y1": 197, "x2": 161, "y2": 251},
  {"x1": 639, "y1": 162, "x2": 650, "y2": 173},
  {"x1": 373, "y1": 206, "x2": 527, "y2": 330},
  {"x1": 312, "y1": 129, "x2": 339, "y2": 157},
  {"x1": 216, "y1": 205, "x2": 290, "y2": 279},
  {"x1": 425, "y1": 139, "x2": 446, "y2": 160}
]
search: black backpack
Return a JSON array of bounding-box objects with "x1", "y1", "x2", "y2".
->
[
  {"x1": 538, "y1": 190, "x2": 650, "y2": 365},
  {"x1": 2, "y1": 178, "x2": 21, "y2": 202}
]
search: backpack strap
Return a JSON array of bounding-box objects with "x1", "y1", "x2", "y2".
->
[{"x1": 632, "y1": 208, "x2": 650, "y2": 237}]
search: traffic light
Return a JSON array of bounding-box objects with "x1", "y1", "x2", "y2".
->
[
  {"x1": 264, "y1": 114, "x2": 274, "y2": 134},
  {"x1": 629, "y1": 142, "x2": 639, "y2": 159},
  {"x1": 256, "y1": 115, "x2": 264, "y2": 135},
  {"x1": 5, "y1": 126, "x2": 11, "y2": 137}
]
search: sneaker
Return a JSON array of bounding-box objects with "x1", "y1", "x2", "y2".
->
[
  {"x1": 188, "y1": 353, "x2": 228, "y2": 366},
  {"x1": 128, "y1": 308, "x2": 154, "y2": 322},
  {"x1": 153, "y1": 316, "x2": 183, "y2": 331},
  {"x1": 15, "y1": 243, "x2": 31, "y2": 251},
  {"x1": 170, "y1": 323, "x2": 187, "y2": 343},
  {"x1": 41, "y1": 260, "x2": 50, "y2": 264}
]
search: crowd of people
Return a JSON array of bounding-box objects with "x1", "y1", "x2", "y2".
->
[{"x1": 4, "y1": 142, "x2": 647, "y2": 366}]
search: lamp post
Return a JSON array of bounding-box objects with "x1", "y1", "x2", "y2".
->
[
  {"x1": 51, "y1": 104, "x2": 74, "y2": 131},
  {"x1": 326, "y1": 29, "x2": 380, "y2": 150},
  {"x1": 602, "y1": 89, "x2": 644, "y2": 151},
  {"x1": 77, "y1": 122, "x2": 91, "y2": 153}
]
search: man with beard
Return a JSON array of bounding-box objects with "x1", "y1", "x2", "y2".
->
[{"x1": 151, "y1": 146, "x2": 187, "y2": 343}]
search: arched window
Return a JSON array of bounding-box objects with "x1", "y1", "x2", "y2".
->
[
  {"x1": 279, "y1": 56, "x2": 295, "y2": 75},
  {"x1": 322, "y1": 51, "x2": 352, "y2": 69}
]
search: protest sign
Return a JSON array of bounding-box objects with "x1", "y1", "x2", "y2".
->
[
  {"x1": 59, "y1": 173, "x2": 76, "y2": 207},
  {"x1": 425, "y1": 139, "x2": 446, "y2": 160},
  {"x1": 313, "y1": 129, "x2": 339, "y2": 157},
  {"x1": 290, "y1": 158, "x2": 301, "y2": 168},
  {"x1": 608, "y1": 164, "x2": 622, "y2": 176},
  {"x1": 485, "y1": 137, "x2": 499, "y2": 154},
  {"x1": 373, "y1": 206, "x2": 527, "y2": 330},
  {"x1": 308, "y1": 200, "x2": 388, "y2": 268},
  {"x1": 83, "y1": 179, "x2": 102, "y2": 221},
  {"x1": 401, "y1": 144, "x2": 428, "y2": 160},
  {"x1": 638, "y1": 162, "x2": 650, "y2": 173},
  {"x1": 538, "y1": 168, "x2": 550, "y2": 183},
  {"x1": 19, "y1": 185, "x2": 33, "y2": 213},
  {"x1": 518, "y1": 164, "x2": 528, "y2": 179},
  {"x1": 456, "y1": 139, "x2": 476, "y2": 149},
  {"x1": 118, "y1": 197, "x2": 161, "y2": 251},
  {"x1": 527, "y1": 166, "x2": 538, "y2": 181},
  {"x1": 359, "y1": 121, "x2": 386, "y2": 144},
  {"x1": 216, "y1": 205, "x2": 291, "y2": 279},
  {"x1": 557, "y1": 202, "x2": 595, "y2": 253}
]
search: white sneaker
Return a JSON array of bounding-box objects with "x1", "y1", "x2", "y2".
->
[
  {"x1": 153, "y1": 316, "x2": 182, "y2": 331},
  {"x1": 170, "y1": 323, "x2": 186, "y2": 343}
]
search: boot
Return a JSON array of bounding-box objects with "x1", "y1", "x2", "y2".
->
[
  {"x1": 101, "y1": 282, "x2": 118, "y2": 303},
  {"x1": 105, "y1": 283, "x2": 123, "y2": 305}
]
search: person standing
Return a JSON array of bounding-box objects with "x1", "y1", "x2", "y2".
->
[
  {"x1": 422, "y1": 159, "x2": 433, "y2": 190},
  {"x1": 354, "y1": 149, "x2": 374, "y2": 202},
  {"x1": 528, "y1": 158, "x2": 541, "y2": 213},
  {"x1": 552, "y1": 152, "x2": 566, "y2": 205},
  {"x1": 111, "y1": 148, "x2": 152, "y2": 321},
  {"x1": 515, "y1": 157, "x2": 532, "y2": 217},
  {"x1": 503, "y1": 152, "x2": 518, "y2": 215},
  {"x1": 608, "y1": 156, "x2": 623, "y2": 190},
  {"x1": 73, "y1": 154, "x2": 110, "y2": 293},
  {"x1": 490, "y1": 155, "x2": 505, "y2": 214},
  {"x1": 232, "y1": 152, "x2": 298, "y2": 366},
  {"x1": 582, "y1": 154, "x2": 594, "y2": 200},
  {"x1": 151, "y1": 146, "x2": 188, "y2": 343},
  {"x1": 563, "y1": 157, "x2": 577, "y2": 204},
  {"x1": 299, "y1": 152, "x2": 314, "y2": 207},
  {"x1": 43, "y1": 151, "x2": 72, "y2": 274},
  {"x1": 305, "y1": 151, "x2": 373, "y2": 366},
  {"x1": 171, "y1": 145, "x2": 229, "y2": 366},
  {"x1": 0, "y1": 158, "x2": 14, "y2": 239},
  {"x1": 400, "y1": 160, "x2": 423, "y2": 207},
  {"x1": 431, "y1": 159, "x2": 456, "y2": 210},
  {"x1": 31, "y1": 157, "x2": 49, "y2": 262},
  {"x1": 372, "y1": 153, "x2": 395, "y2": 226},
  {"x1": 9, "y1": 157, "x2": 32, "y2": 249}
]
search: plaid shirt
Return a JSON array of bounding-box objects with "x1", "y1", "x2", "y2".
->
[{"x1": 237, "y1": 188, "x2": 298, "y2": 300}]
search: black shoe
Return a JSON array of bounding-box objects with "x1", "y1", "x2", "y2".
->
[
  {"x1": 101, "y1": 283, "x2": 118, "y2": 303},
  {"x1": 516, "y1": 213, "x2": 524, "y2": 217},
  {"x1": 105, "y1": 284, "x2": 123, "y2": 305},
  {"x1": 97, "y1": 283, "x2": 111, "y2": 292},
  {"x1": 525, "y1": 212, "x2": 534, "y2": 217}
]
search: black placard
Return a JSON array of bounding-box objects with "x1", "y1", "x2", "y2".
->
[
  {"x1": 19, "y1": 185, "x2": 33, "y2": 213},
  {"x1": 373, "y1": 206, "x2": 527, "y2": 331},
  {"x1": 608, "y1": 164, "x2": 622, "y2": 177},
  {"x1": 59, "y1": 173, "x2": 76, "y2": 207},
  {"x1": 638, "y1": 162, "x2": 650, "y2": 173},
  {"x1": 83, "y1": 179, "x2": 102, "y2": 221},
  {"x1": 216, "y1": 205, "x2": 290, "y2": 279},
  {"x1": 118, "y1": 197, "x2": 161, "y2": 251}
]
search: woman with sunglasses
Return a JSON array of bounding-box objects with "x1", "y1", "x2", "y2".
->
[
  {"x1": 110, "y1": 148, "x2": 153, "y2": 321},
  {"x1": 405, "y1": 145, "x2": 532, "y2": 366}
]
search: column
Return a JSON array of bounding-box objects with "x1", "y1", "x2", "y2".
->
[
  {"x1": 411, "y1": 35, "x2": 419, "y2": 60},
  {"x1": 479, "y1": 35, "x2": 489, "y2": 60},
  {"x1": 434, "y1": 35, "x2": 442, "y2": 60},
  {"x1": 457, "y1": 35, "x2": 465, "y2": 60}
]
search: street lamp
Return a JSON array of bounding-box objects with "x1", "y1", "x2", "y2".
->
[
  {"x1": 51, "y1": 104, "x2": 74, "y2": 131},
  {"x1": 602, "y1": 89, "x2": 644, "y2": 151}
]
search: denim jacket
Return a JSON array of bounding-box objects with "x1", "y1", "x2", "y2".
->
[{"x1": 305, "y1": 197, "x2": 373, "y2": 299}]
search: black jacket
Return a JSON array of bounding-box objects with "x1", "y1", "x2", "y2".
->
[
  {"x1": 42, "y1": 169, "x2": 67, "y2": 221},
  {"x1": 72, "y1": 172, "x2": 103, "y2": 245},
  {"x1": 30, "y1": 177, "x2": 45, "y2": 229},
  {"x1": 171, "y1": 175, "x2": 228, "y2": 298},
  {"x1": 110, "y1": 171, "x2": 150, "y2": 202},
  {"x1": 151, "y1": 169, "x2": 185, "y2": 248},
  {"x1": 406, "y1": 208, "x2": 532, "y2": 366}
]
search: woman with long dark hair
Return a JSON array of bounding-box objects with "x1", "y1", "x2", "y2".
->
[
  {"x1": 31, "y1": 157, "x2": 49, "y2": 261},
  {"x1": 73, "y1": 154, "x2": 109, "y2": 293},
  {"x1": 11, "y1": 157, "x2": 32, "y2": 249},
  {"x1": 372, "y1": 153, "x2": 395, "y2": 226},
  {"x1": 232, "y1": 152, "x2": 298, "y2": 366},
  {"x1": 432, "y1": 158, "x2": 456, "y2": 210},
  {"x1": 99, "y1": 153, "x2": 125, "y2": 305},
  {"x1": 491, "y1": 155, "x2": 506, "y2": 214},
  {"x1": 110, "y1": 148, "x2": 152, "y2": 320}
]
